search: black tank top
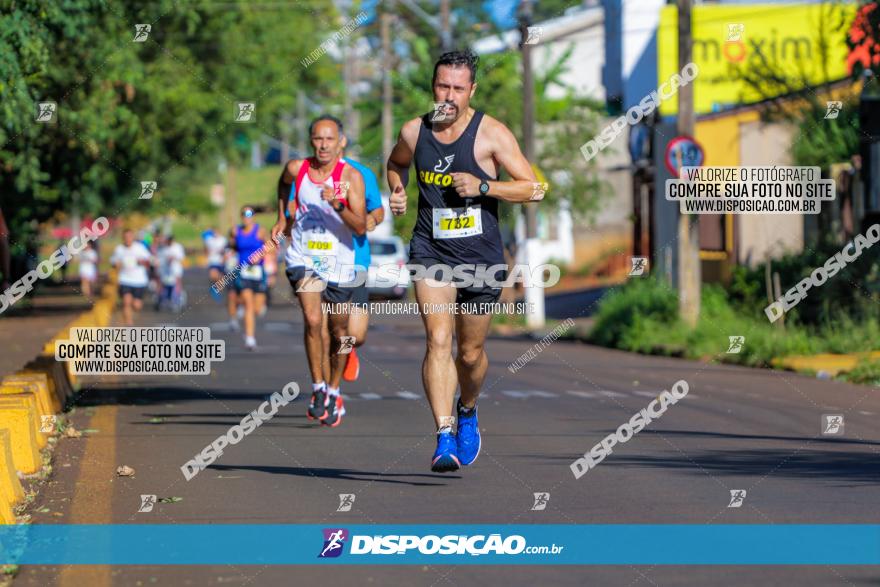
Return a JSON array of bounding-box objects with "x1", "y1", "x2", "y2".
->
[{"x1": 409, "y1": 110, "x2": 505, "y2": 267}]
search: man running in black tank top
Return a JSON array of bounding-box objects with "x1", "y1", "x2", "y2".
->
[{"x1": 387, "y1": 50, "x2": 543, "y2": 473}]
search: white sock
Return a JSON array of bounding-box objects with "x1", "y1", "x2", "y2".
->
[
  {"x1": 437, "y1": 424, "x2": 453, "y2": 435},
  {"x1": 327, "y1": 386, "x2": 340, "y2": 397},
  {"x1": 313, "y1": 382, "x2": 326, "y2": 392}
]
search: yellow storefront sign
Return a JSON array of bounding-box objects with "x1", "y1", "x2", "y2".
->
[{"x1": 658, "y1": 3, "x2": 857, "y2": 115}]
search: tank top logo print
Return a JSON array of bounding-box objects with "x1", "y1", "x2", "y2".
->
[
  {"x1": 419, "y1": 155, "x2": 456, "y2": 187},
  {"x1": 411, "y1": 110, "x2": 504, "y2": 265}
]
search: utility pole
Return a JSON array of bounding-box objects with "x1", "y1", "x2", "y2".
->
[
  {"x1": 296, "y1": 89, "x2": 306, "y2": 157},
  {"x1": 342, "y1": 4, "x2": 354, "y2": 139},
  {"x1": 280, "y1": 113, "x2": 290, "y2": 164},
  {"x1": 677, "y1": 0, "x2": 700, "y2": 326},
  {"x1": 440, "y1": 0, "x2": 452, "y2": 52},
  {"x1": 381, "y1": 1, "x2": 393, "y2": 184},
  {"x1": 519, "y1": 0, "x2": 544, "y2": 329}
]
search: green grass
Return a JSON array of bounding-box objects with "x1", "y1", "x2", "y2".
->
[
  {"x1": 840, "y1": 359, "x2": 880, "y2": 386},
  {"x1": 588, "y1": 278, "x2": 879, "y2": 368}
]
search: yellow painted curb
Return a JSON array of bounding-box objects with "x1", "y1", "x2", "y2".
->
[
  {"x1": 2, "y1": 381, "x2": 55, "y2": 423},
  {"x1": 41, "y1": 273, "x2": 118, "y2": 394},
  {"x1": 3, "y1": 373, "x2": 61, "y2": 413},
  {"x1": 19, "y1": 360, "x2": 70, "y2": 412},
  {"x1": 771, "y1": 351, "x2": 880, "y2": 376},
  {"x1": 0, "y1": 400, "x2": 42, "y2": 474},
  {"x1": 0, "y1": 497, "x2": 14, "y2": 524},
  {"x1": 0, "y1": 429, "x2": 25, "y2": 506},
  {"x1": 0, "y1": 392, "x2": 47, "y2": 449}
]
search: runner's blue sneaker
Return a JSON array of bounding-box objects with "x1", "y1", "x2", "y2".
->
[
  {"x1": 431, "y1": 430, "x2": 460, "y2": 473},
  {"x1": 456, "y1": 400, "x2": 481, "y2": 465}
]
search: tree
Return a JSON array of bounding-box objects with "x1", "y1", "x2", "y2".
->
[{"x1": 0, "y1": 0, "x2": 338, "y2": 240}]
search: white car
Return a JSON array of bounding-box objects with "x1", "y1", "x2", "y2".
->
[{"x1": 366, "y1": 236, "x2": 410, "y2": 299}]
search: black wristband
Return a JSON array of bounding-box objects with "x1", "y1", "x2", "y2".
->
[{"x1": 333, "y1": 201, "x2": 345, "y2": 212}]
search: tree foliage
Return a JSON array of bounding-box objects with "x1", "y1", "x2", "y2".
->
[{"x1": 0, "y1": 0, "x2": 337, "y2": 239}]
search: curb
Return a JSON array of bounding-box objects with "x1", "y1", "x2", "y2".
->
[
  {"x1": 771, "y1": 351, "x2": 880, "y2": 377},
  {"x1": 0, "y1": 430, "x2": 25, "y2": 524},
  {"x1": 0, "y1": 272, "x2": 117, "y2": 524}
]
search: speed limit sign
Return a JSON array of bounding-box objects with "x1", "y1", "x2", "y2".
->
[{"x1": 665, "y1": 135, "x2": 705, "y2": 177}]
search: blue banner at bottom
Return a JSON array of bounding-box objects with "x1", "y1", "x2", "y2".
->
[{"x1": 1, "y1": 525, "x2": 878, "y2": 565}]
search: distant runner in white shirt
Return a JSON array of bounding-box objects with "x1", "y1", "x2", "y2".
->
[
  {"x1": 110, "y1": 229, "x2": 152, "y2": 325},
  {"x1": 204, "y1": 228, "x2": 227, "y2": 285},
  {"x1": 157, "y1": 235, "x2": 185, "y2": 310},
  {"x1": 78, "y1": 242, "x2": 98, "y2": 299}
]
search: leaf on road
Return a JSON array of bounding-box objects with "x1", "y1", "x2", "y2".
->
[
  {"x1": 116, "y1": 465, "x2": 135, "y2": 477},
  {"x1": 158, "y1": 497, "x2": 183, "y2": 503},
  {"x1": 64, "y1": 426, "x2": 82, "y2": 438}
]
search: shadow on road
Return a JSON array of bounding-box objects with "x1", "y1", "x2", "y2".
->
[
  {"x1": 208, "y1": 463, "x2": 458, "y2": 485},
  {"x1": 640, "y1": 429, "x2": 880, "y2": 447},
  {"x1": 74, "y1": 385, "x2": 282, "y2": 406},
  {"x1": 610, "y1": 448, "x2": 880, "y2": 485}
]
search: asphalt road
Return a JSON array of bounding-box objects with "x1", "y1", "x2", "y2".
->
[{"x1": 14, "y1": 269, "x2": 880, "y2": 586}]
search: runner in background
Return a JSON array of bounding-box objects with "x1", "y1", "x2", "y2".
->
[
  {"x1": 156, "y1": 234, "x2": 186, "y2": 311},
  {"x1": 339, "y1": 140, "x2": 385, "y2": 382},
  {"x1": 110, "y1": 228, "x2": 152, "y2": 326},
  {"x1": 78, "y1": 241, "x2": 98, "y2": 300},
  {"x1": 146, "y1": 228, "x2": 163, "y2": 305},
  {"x1": 224, "y1": 238, "x2": 241, "y2": 331},
  {"x1": 203, "y1": 227, "x2": 227, "y2": 302},
  {"x1": 230, "y1": 206, "x2": 268, "y2": 350}
]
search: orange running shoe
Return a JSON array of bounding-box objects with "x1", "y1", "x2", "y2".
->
[{"x1": 343, "y1": 347, "x2": 360, "y2": 381}]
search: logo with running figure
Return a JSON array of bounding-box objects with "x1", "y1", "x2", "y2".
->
[
  {"x1": 431, "y1": 102, "x2": 453, "y2": 122},
  {"x1": 629, "y1": 257, "x2": 648, "y2": 276},
  {"x1": 139, "y1": 181, "x2": 158, "y2": 200},
  {"x1": 36, "y1": 101, "x2": 57, "y2": 123},
  {"x1": 319, "y1": 528, "x2": 349, "y2": 558},
  {"x1": 133, "y1": 24, "x2": 151, "y2": 42},
  {"x1": 726, "y1": 23, "x2": 744, "y2": 42},
  {"x1": 336, "y1": 493, "x2": 355, "y2": 512},
  {"x1": 531, "y1": 492, "x2": 550, "y2": 511},
  {"x1": 235, "y1": 102, "x2": 256, "y2": 123},
  {"x1": 337, "y1": 336, "x2": 355, "y2": 355},
  {"x1": 434, "y1": 155, "x2": 454, "y2": 173},
  {"x1": 824, "y1": 101, "x2": 842, "y2": 120},
  {"x1": 40, "y1": 415, "x2": 57, "y2": 433},
  {"x1": 138, "y1": 494, "x2": 157, "y2": 513},
  {"x1": 333, "y1": 181, "x2": 350, "y2": 200},
  {"x1": 525, "y1": 26, "x2": 543, "y2": 45},
  {"x1": 728, "y1": 489, "x2": 746, "y2": 508},
  {"x1": 822, "y1": 414, "x2": 844, "y2": 435},
  {"x1": 727, "y1": 336, "x2": 745, "y2": 354}
]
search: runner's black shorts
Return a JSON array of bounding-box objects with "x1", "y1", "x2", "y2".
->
[
  {"x1": 234, "y1": 275, "x2": 268, "y2": 293},
  {"x1": 408, "y1": 256, "x2": 504, "y2": 311},
  {"x1": 351, "y1": 270, "x2": 369, "y2": 307},
  {"x1": 118, "y1": 284, "x2": 146, "y2": 299},
  {"x1": 286, "y1": 266, "x2": 353, "y2": 304}
]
